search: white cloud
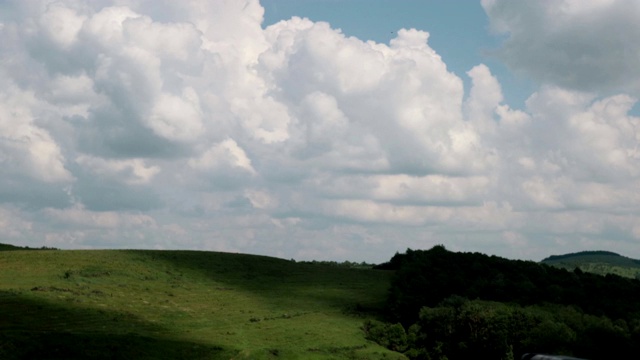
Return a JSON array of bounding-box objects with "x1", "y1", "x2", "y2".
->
[
  {"x1": 43, "y1": 204, "x2": 156, "y2": 229},
  {"x1": 44, "y1": 73, "x2": 99, "y2": 106},
  {"x1": 147, "y1": 88, "x2": 204, "y2": 142},
  {"x1": 464, "y1": 64, "x2": 503, "y2": 134},
  {"x1": 521, "y1": 176, "x2": 565, "y2": 209},
  {"x1": 0, "y1": 84, "x2": 73, "y2": 183},
  {"x1": 188, "y1": 138, "x2": 256, "y2": 176},
  {"x1": 261, "y1": 20, "x2": 495, "y2": 175},
  {"x1": 0, "y1": 206, "x2": 34, "y2": 240},
  {"x1": 38, "y1": 2, "x2": 86, "y2": 49},
  {"x1": 244, "y1": 189, "x2": 278, "y2": 210},
  {"x1": 0, "y1": 0, "x2": 640, "y2": 262},
  {"x1": 75, "y1": 155, "x2": 160, "y2": 185}
]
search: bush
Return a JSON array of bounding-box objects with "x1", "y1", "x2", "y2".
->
[{"x1": 363, "y1": 320, "x2": 408, "y2": 352}]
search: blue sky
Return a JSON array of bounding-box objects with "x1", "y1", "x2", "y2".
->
[{"x1": 1, "y1": 0, "x2": 640, "y2": 262}]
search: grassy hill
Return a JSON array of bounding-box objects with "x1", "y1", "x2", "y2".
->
[
  {"x1": 0, "y1": 249, "x2": 404, "y2": 359},
  {"x1": 541, "y1": 250, "x2": 640, "y2": 279}
]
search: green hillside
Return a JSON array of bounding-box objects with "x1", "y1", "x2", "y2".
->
[
  {"x1": 0, "y1": 249, "x2": 404, "y2": 359},
  {"x1": 541, "y1": 250, "x2": 640, "y2": 279}
]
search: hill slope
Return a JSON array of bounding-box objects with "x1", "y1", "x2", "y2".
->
[
  {"x1": 541, "y1": 250, "x2": 640, "y2": 279},
  {"x1": 0, "y1": 249, "x2": 403, "y2": 359}
]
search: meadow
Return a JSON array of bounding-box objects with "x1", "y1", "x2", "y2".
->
[{"x1": 0, "y1": 249, "x2": 405, "y2": 359}]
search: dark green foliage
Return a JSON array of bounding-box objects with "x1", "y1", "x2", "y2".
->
[
  {"x1": 362, "y1": 320, "x2": 407, "y2": 352},
  {"x1": 0, "y1": 243, "x2": 22, "y2": 251},
  {"x1": 0, "y1": 242, "x2": 58, "y2": 251},
  {"x1": 398, "y1": 299, "x2": 636, "y2": 360},
  {"x1": 382, "y1": 246, "x2": 640, "y2": 326},
  {"x1": 371, "y1": 246, "x2": 640, "y2": 360},
  {"x1": 408, "y1": 300, "x2": 515, "y2": 360}
]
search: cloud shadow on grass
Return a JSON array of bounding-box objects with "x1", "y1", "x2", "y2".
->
[
  {"x1": 124, "y1": 250, "x2": 392, "y2": 317},
  {"x1": 0, "y1": 290, "x2": 235, "y2": 360}
]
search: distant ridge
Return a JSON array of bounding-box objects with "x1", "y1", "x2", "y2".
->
[
  {"x1": 0, "y1": 243, "x2": 25, "y2": 251},
  {"x1": 542, "y1": 250, "x2": 640, "y2": 279},
  {"x1": 0, "y1": 242, "x2": 57, "y2": 251},
  {"x1": 542, "y1": 250, "x2": 622, "y2": 262}
]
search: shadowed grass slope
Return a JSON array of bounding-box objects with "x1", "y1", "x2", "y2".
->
[
  {"x1": 0, "y1": 290, "x2": 229, "y2": 359},
  {"x1": 0, "y1": 249, "x2": 404, "y2": 359}
]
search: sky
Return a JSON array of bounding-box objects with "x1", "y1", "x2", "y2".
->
[{"x1": 1, "y1": 0, "x2": 640, "y2": 263}]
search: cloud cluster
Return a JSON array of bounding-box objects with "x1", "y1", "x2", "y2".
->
[
  {"x1": 482, "y1": 0, "x2": 640, "y2": 94},
  {"x1": 0, "y1": 0, "x2": 639, "y2": 262}
]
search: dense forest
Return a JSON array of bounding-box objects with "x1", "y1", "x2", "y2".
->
[{"x1": 367, "y1": 246, "x2": 640, "y2": 359}]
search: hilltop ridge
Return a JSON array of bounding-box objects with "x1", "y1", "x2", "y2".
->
[
  {"x1": 542, "y1": 250, "x2": 622, "y2": 261},
  {"x1": 0, "y1": 242, "x2": 57, "y2": 251},
  {"x1": 541, "y1": 250, "x2": 640, "y2": 279},
  {"x1": 0, "y1": 242, "x2": 29, "y2": 251}
]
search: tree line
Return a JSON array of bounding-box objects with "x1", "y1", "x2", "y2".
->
[{"x1": 366, "y1": 246, "x2": 640, "y2": 359}]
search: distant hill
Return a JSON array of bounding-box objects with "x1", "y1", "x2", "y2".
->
[
  {"x1": 0, "y1": 242, "x2": 57, "y2": 251},
  {"x1": 0, "y1": 242, "x2": 29, "y2": 251},
  {"x1": 541, "y1": 250, "x2": 640, "y2": 279}
]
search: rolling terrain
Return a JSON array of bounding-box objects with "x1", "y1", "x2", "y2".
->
[
  {"x1": 541, "y1": 250, "x2": 640, "y2": 279},
  {"x1": 0, "y1": 247, "x2": 403, "y2": 359}
]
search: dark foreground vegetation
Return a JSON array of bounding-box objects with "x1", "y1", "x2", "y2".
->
[{"x1": 368, "y1": 246, "x2": 640, "y2": 359}]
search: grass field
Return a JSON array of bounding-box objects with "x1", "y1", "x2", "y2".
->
[{"x1": 0, "y1": 249, "x2": 405, "y2": 359}]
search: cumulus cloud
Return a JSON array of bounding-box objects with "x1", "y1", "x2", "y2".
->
[
  {"x1": 0, "y1": 0, "x2": 639, "y2": 262},
  {"x1": 482, "y1": 0, "x2": 640, "y2": 94},
  {"x1": 0, "y1": 84, "x2": 73, "y2": 183},
  {"x1": 75, "y1": 155, "x2": 160, "y2": 185}
]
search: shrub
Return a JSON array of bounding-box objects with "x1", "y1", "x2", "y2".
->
[{"x1": 363, "y1": 320, "x2": 407, "y2": 352}]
